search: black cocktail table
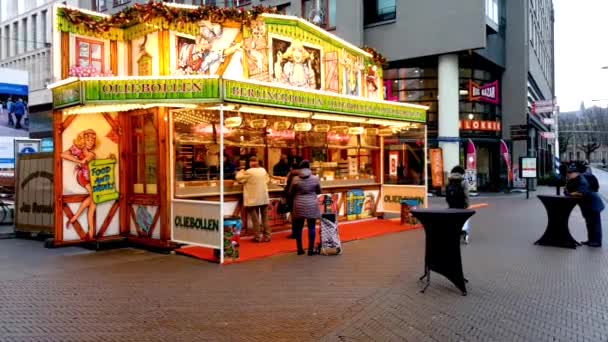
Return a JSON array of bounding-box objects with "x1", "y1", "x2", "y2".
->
[
  {"x1": 411, "y1": 208, "x2": 475, "y2": 296},
  {"x1": 535, "y1": 195, "x2": 581, "y2": 249}
]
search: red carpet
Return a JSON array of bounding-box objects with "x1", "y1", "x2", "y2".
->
[{"x1": 176, "y1": 219, "x2": 421, "y2": 264}]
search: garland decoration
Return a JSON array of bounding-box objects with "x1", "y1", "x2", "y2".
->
[
  {"x1": 361, "y1": 46, "x2": 388, "y2": 67},
  {"x1": 60, "y1": 1, "x2": 279, "y2": 33}
]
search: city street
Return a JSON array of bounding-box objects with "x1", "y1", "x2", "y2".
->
[{"x1": 1, "y1": 186, "x2": 607, "y2": 342}]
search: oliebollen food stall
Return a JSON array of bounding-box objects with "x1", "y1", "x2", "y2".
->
[{"x1": 48, "y1": 2, "x2": 428, "y2": 261}]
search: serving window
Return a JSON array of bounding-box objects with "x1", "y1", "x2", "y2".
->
[{"x1": 171, "y1": 107, "x2": 416, "y2": 198}]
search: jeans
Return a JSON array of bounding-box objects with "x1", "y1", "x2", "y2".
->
[
  {"x1": 293, "y1": 218, "x2": 317, "y2": 252},
  {"x1": 584, "y1": 211, "x2": 603, "y2": 244},
  {"x1": 246, "y1": 205, "x2": 270, "y2": 239}
]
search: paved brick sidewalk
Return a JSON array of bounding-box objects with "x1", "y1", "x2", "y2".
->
[{"x1": 0, "y1": 187, "x2": 607, "y2": 342}]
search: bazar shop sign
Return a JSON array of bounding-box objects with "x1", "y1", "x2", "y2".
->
[
  {"x1": 459, "y1": 120, "x2": 501, "y2": 132},
  {"x1": 172, "y1": 200, "x2": 222, "y2": 248},
  {"x1": 84, "y1": 78, "x2": 220, "y2": 102},
  {"x1": 469, "y1": 80, "x2": 499, "y2": 105},
  {"x1": 224, "y1": 80, "x2": 426, "y2": 123}
]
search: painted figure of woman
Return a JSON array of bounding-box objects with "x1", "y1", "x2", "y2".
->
[
  {"x1": 274, "y1": 39, "x2": 316, "y2": 89},
  {"x1": 61, "y1": 129, "x2": 98, "y2": 234}
]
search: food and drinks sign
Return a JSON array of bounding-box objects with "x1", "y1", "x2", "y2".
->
[
  {"x1": 171, "y1": 200, "x2": 222, "y2": 248},
  {"x1": 224, "y1": 79, "x2": 427, "y2": 123},
  {"x1": 89, "y1": 159, "x2": 119, "y2": 204},
  {"x1": 346, "y1": 189, "x2": 377, "y2": 220}
]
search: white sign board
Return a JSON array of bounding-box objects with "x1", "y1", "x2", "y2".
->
[
  {"x1": 464, "y1": 169, "x2": 477, "y2": 192},
  {"x1": 171, "y1": 200, "x2": 222, "y2": 248},
  {"x1": 540, "y1": 132, "x2": 555, "y2": 139},
  {"x1": 0, "y1": 137, "x2": 15, "y2": 168},
  {"x1": 520, "y1": 157, "x2": 537, "y2": 178},
  {"x1": 541, "y1": 118, "x2": 555, "y2": 125}
]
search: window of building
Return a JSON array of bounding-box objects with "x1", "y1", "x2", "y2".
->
[
  {"x1": 32, "y1": 14, "x2": 37, "y2": 49},
  {"x1": 113, "y1": 0, "x2": 130, "y2": 6},
  {"x1": 22, "y1": 18, "x2": 28, "y2": 52},
  {"x1": 76, "y1": 38, "x2": 104, "y2": 72},
  {"x1": 41, "y1": 10, "x2": 47, "y2": 44},
  {"x1": 2, "y1": 25, "x2": 8, "y2": 57},
  {"x1": 12, "y1": 22, "x2": 18, "y2": 56},
  {"x1": 364, "y1": 0, "x2": 396, "y2": 26},
  {"x1": 486, "y1": 0, "x2": 499, "y2": 25},
  {"x1": 96, "y1": 0, "x2": 107, "y2": 11},
  {"x1": 225, "y1": 0, "x2": 251, "y2": 7},
  {"x1": 302, "y1": 0, "x2": 336, "y2": 29}
]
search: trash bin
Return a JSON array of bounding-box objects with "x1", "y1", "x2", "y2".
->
[{"x1": 400, "y1": 199, "x2": 420, "y2": 225}]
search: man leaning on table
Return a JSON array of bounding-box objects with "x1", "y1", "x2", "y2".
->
[
  {"x1": 564, "y1": 162, "x2": 605, "y2": 247},
  {"x1": 236, "y1": 156, "x2": 272, "y2": 243}
]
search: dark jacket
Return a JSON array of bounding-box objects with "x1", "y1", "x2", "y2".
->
[
  {"x1": 565, "y1": 175, "x2": 605, "y2": 216},
  {"x1": 273, "y1": 160, "x2": 290, "y2": 177},
  {"x1": 289, "y1": 168, "x2": 322, "y2": 219},
  {"x1": 446, "y1": 172, "x2": 470, "y2": 209}
]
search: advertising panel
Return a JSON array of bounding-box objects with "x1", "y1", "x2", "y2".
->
[
  {"x1": 381, "y1": 185, "x2": 426, "y2": 213},
  {"x1": 172, "y1": 200, "x2": 222, "y2": 248}
]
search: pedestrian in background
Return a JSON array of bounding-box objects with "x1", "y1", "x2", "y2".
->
[
  {"x1": 236, "y1": 156, "x2": 271, "y2": 243},
  {"x1": 13, "y1": 98, "x2": 27, "y2": 129},
  {"x1": 446, "y1": 165, "x2": 471, "y2": 244},
  {"x1": 565, "y1": 162, "x2": 605, "y2": 247},
  {"x1": 289, "y1": 160, "x2": 321, "y2": 255},
  {"x1": 6, "y1": 97, "x2": 14, "y2": 126}
]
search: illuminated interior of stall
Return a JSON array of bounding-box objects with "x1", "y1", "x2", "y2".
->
[
  {"x1": 383, "y1": 124, "x2": 426, "y2": 186},
  {"x1": 171, "y1": 105, "x2": 417, "y2": 198}
]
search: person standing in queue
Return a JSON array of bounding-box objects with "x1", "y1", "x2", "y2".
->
[
  {"x1": 283, "y1": 162, "x2": 302, "y2": 239},
  {"x1": 236, "y1": 156, "x2": 272, "y2": 242},
  {"x1": 289, "y1": 160, "x2": 322, "y2": 255},
  {"x1": 565, "y1": 162, "x2": 605, "y2": 247}
]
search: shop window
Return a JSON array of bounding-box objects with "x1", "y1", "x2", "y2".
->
[
  {"x1": 129, "y1": 113, "x2": 158, "y2": 195},
  {"x1": 76, "y1": 38, "x2": 104, "y2": 73},
  {"x1": 113, "y1": 0, "x2": 130, "y2": 6},
  {"x1": 383, "y1": 126, "x2": 426, "y2": 185},
  {"x1": 95, "y1": 0, "x2": 107, "y2": 11},
  {"x1": 364, "y1": 0, "x2": 396, "y2": 26}
]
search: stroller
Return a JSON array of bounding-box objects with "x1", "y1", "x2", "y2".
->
[{"x1": 316, "y1": 195, "x2": 342, "y2": 255}]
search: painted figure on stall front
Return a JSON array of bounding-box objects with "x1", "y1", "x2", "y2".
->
[
  {"x1": 61, "y1": 129, "x2": 98, "y2": 233},
  {"x1": 243, "y1": 19, "x2": 269, "y2": 80},
  {"x1": 343, "y1": 54, "x2": 362, "y2": 96},
  {"x1": 274, "y1": 39, "x2": 316, "y2": 89},
  {"x1": 366, "y1": 65, "x2": 379, "y2": 98},
  {"x1": 177, "y1": 21, "x2": 241, "y2": 75}
]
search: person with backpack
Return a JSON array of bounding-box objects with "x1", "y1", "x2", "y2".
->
[
  {"x1": 565, "y1": 162, "x2": 605, "y2": 247},
  {"x1": 446, "y1": 165, "x2": 471, "y2": 244}
]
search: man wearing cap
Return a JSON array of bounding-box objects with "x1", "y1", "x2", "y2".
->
[
  {"x1": 565, "y1": 162, "x2": 605, "y2": 247},
  {"x1": 236, "y1": 156, "x2": 271, "y2": 242}
]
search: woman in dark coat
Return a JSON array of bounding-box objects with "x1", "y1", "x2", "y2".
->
[{"x1": 289, "y1": 160, "x2": 322, "y2": 255}]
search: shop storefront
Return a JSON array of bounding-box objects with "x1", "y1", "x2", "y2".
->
[
  {"x1": 384, "y1": 55, "x2": 510, "y2": 192},
  {"x1": 48, "y1": 3, "x2": 428, "y2": 259}
]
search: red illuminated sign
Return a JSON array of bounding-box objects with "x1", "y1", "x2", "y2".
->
[{"x1": 459, "y1": 120, "x2": 502, "y2": 132}]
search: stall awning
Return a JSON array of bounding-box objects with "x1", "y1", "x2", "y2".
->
[{"x1": 49, "y1": 76, "x2": 427, "y2": 123}]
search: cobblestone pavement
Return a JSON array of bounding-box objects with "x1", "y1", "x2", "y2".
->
[{"x1": 1, "y1": 187, "x2": 607, "y2": 342}]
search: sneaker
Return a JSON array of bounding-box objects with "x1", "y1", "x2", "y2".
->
[
  {"x1": 262, "y1": 236, "x2": 271, "y2": 243},
  {"x1": 582, "y1": 241, "x2": 601, "y2": 248}
]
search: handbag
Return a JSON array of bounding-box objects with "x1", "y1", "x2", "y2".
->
[{"x1": 277, "y1": 197, "x2": 291, "y2": 214}]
